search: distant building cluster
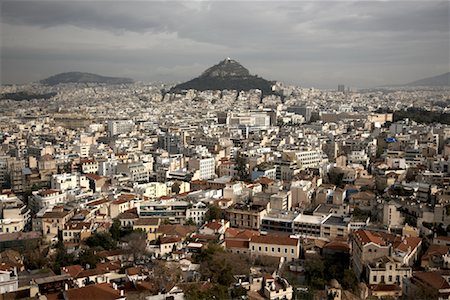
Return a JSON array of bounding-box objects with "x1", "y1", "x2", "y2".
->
[{"x1": 0, "y1": 80, "x2": 449, "y2": 299}]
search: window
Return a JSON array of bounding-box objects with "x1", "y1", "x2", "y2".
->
[
  {"x1": 388, "y1": 275, "x2": 392, "y2": 282},
  {"x1": 373, "y1": 276, "x2": 377, "y2": 282}
]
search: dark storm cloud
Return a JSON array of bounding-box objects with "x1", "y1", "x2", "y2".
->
[{"x1": 1, "y1": 0, "x2": 449, "y2": 87}]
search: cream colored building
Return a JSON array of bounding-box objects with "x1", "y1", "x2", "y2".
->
[
  {"x1": 367, "y1": 256, "x2": 412, "y2": 287},
  {"x1": 250, "y1": 234, "x2": 300, "y2": 262}
]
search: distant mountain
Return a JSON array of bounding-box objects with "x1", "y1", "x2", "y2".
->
[
  {"x1": 405, "y1": 72, "x2": 450, "y2": 87},
  {"x1": 40, "y1": 72, "x2": 134, "y2": 85},
  {"x1": 171, "y1": 58, "x2": 275, "y2": 95}
]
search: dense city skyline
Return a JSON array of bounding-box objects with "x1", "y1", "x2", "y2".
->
[{"x1": 1, "y1": 0, "x2": 449, "y2": 88}]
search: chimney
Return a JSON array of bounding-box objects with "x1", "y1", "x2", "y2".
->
[{"x1": 113, "y1": 282, "x2": 118, "y2": 290}]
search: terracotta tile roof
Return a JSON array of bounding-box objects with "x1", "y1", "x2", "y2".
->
[
  {"x1": 134, "y1": 218, "x2": 160, "y2": 226},
  {"x1": 353, "y1": 230, "x2": 387, "y2": 246},
  {"x1": 38, "y1": 189, "x2": 60, "y2": 197},
  {"x1": 42, "y1": 210, "x2": 71, "y2": 219},
  {"x1": 61, "y1": 265, "x2": 83, "y2": 277},
  {"x1": 97, "y1": 249, "x2": 127, "y2": 258},
  {"x1": 157, "y1": 225, "x2": 196, "y2": 238},
  {"x1": 421, "y1": 244, "x2": 450, "y2": 261},
  {"x1": 160, "y1": 236, "x2": 182, "y2": 244},
  {"x1": 87, "y1": 198, "x2": 110, "y2": 206},
  {"x1": 85, "y1": 173, "x2": 103, "y2": 181},
  {"x1": 394, "y1": 237, "x2": 422, "y2": 253},
  {"x1": 225, "y1": 228, "x2": 260, "y2": 240},
  {"x1": 205, "y1": 220, "x2": 225, "y2": 231},
  {"x1": 323, "y1": 241, "x2": 350, "y2": 252},
  {"x1": 414, "y1": 271, "x2": 450, "y2": 290},
  {"x1": 250, "y1": 234, "x2": 298, "y2": 246},
  {"x1": 434, "y1": 235, "x2": 450, "y2": 242},
  {"x1": 64, "y1": 283, "x2": 122, "y2": 300}
]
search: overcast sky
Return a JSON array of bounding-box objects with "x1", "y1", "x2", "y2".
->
[{"x1": 1, "y1": 0, "x2": 449, "y2": 88}]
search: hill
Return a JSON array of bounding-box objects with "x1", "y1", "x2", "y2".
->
[
  {"x1": 171, "y1": 58, "x2": 275, "y2": 95},
  {"x1": 406, "y1": 72, "x2": 450, "y2": 87},
  {"x1": 40, "y1": 72, "x2": 134, "y2": 85}
]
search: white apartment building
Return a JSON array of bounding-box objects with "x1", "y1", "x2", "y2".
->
[
  {"x1": 0, "y1": 268, "x2": 18, "y2": 294},
  {"x1": 295, "y1": 149, "x2": 327, "y2": 169},
  {"x1": 51, "y1": 173, "x2": 89, "y2": 192},
  {"x1": 134, "y1": 182, "x2": 168, "y2": 199},
  {"x1": 107, "y1": 119, "x2": 134, "y2": 136},
  {"x1": 189, "y1": 157, "x2": 215, "y2": 180},
  {"x1": 30, "y1": 189, "x2": 67, "y2": 213},
  {"x1": 98, "y1": 158, "x2": 118, "y2": 177},
  {"x1": 347, "y1": 150, "x2": 370, "y2": 168},
  {"x1": 290, "y1": 180, "x2": 314, "y2": 207},
  {"x1": 117, "y1": 162, "x2": 149, "y2": 183},
  {"x1": 0, "y1": 193, "x2": 30, "y2": 234},
  {"x1": 186, "y1": 202, "x2": 208, "y2": 225}
]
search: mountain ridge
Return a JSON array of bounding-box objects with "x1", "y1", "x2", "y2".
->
[
  {"x1": 40, "y1": 72, "x2": 134, "y2": 85},
  {"x1": 405, "y1": 72, "x2": 450, "y2": 87}
]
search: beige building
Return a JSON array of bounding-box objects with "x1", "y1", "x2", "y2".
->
[
  {"x1": 367, "y1": 256, "x2": 412, "y2": 287},
  {"x1": 132, "y1": 218, "x2": 160, "y2": 241},
  {"x1": 226, "y1": 203, "x2": 268, "y2": 230},
  {"x1": 249, "y1": 234, "x2": 300, "y2": 261}
]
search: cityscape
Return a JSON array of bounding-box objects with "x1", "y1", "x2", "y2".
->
[{"x1": 0, "y1": 1, "x2": 449, "y2": 300}]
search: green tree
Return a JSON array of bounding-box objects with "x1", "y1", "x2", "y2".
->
[
  {"x1": 205, "y1": 205, "x2": 222, "y2": 222},
  {"x1": 235, "y1": 152, "x2": 250, "y2": 181},
  {"x1": 53, "y1": 241, "x2": 75, "y2": 273},
  {"x1": 86, "y1": 231, "x2": 116, "y2": 250},
  {"x1": 77, "y1": 248, "x2": 101, "y2": 269},
  {"x1": 341, "y1": 269, "x2": 358, "y2": 291},
  {"x1": 109, "y1": 219, "x2": 121, "y2": 241}
]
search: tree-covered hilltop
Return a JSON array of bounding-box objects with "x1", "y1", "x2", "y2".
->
[
  {"x1": 40, "y1": 72, "x2": 134, "y2": 85},
  {"x1": 171, "y1": 58, "x2": 276, "y2": 96}
]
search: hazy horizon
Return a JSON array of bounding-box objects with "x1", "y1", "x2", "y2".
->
[{"x1": 1, "y1": 1, "x2": 449, "y2": 89}]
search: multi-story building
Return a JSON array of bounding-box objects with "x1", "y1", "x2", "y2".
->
[
  {"x1": 186, "y1": 202, "x2": 208, "y2": 225},
  {"x1": 138, "y1": 199, "x2": 189, "y2": 223},
  {"x1": 30, "y1": 189, "x2": 67, "y2": 214},
  {"x1": 351, "y1": 230, "x2": 392, "y2": 279},
  {"x1": 134, "y1": 182, "x2": 168, "y2": 199},
  {"x1": 107, "y1": 119, "x2": 134, "y2": 136},
  {"x1": 226, "y1": 203, "x2": 268, "y2": 230},
  {"x1": 117, "y1": 162, "x2": 149, "y2": 183},
  {"x1": 0, "y1": 267, "x2": 18, "y2": 294},
  {"x1": 189, "y1": 157, "x2": 215, "y2": 180},
  {"x1": 51, "y1": 173, "x2": 89, "y2": 192},
  {"x1": 0, "y1": 193, "x2": 30, "y2": 234},
  {"x1": 367, "y1": 256, "x2": 412, "y2": 287}
]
